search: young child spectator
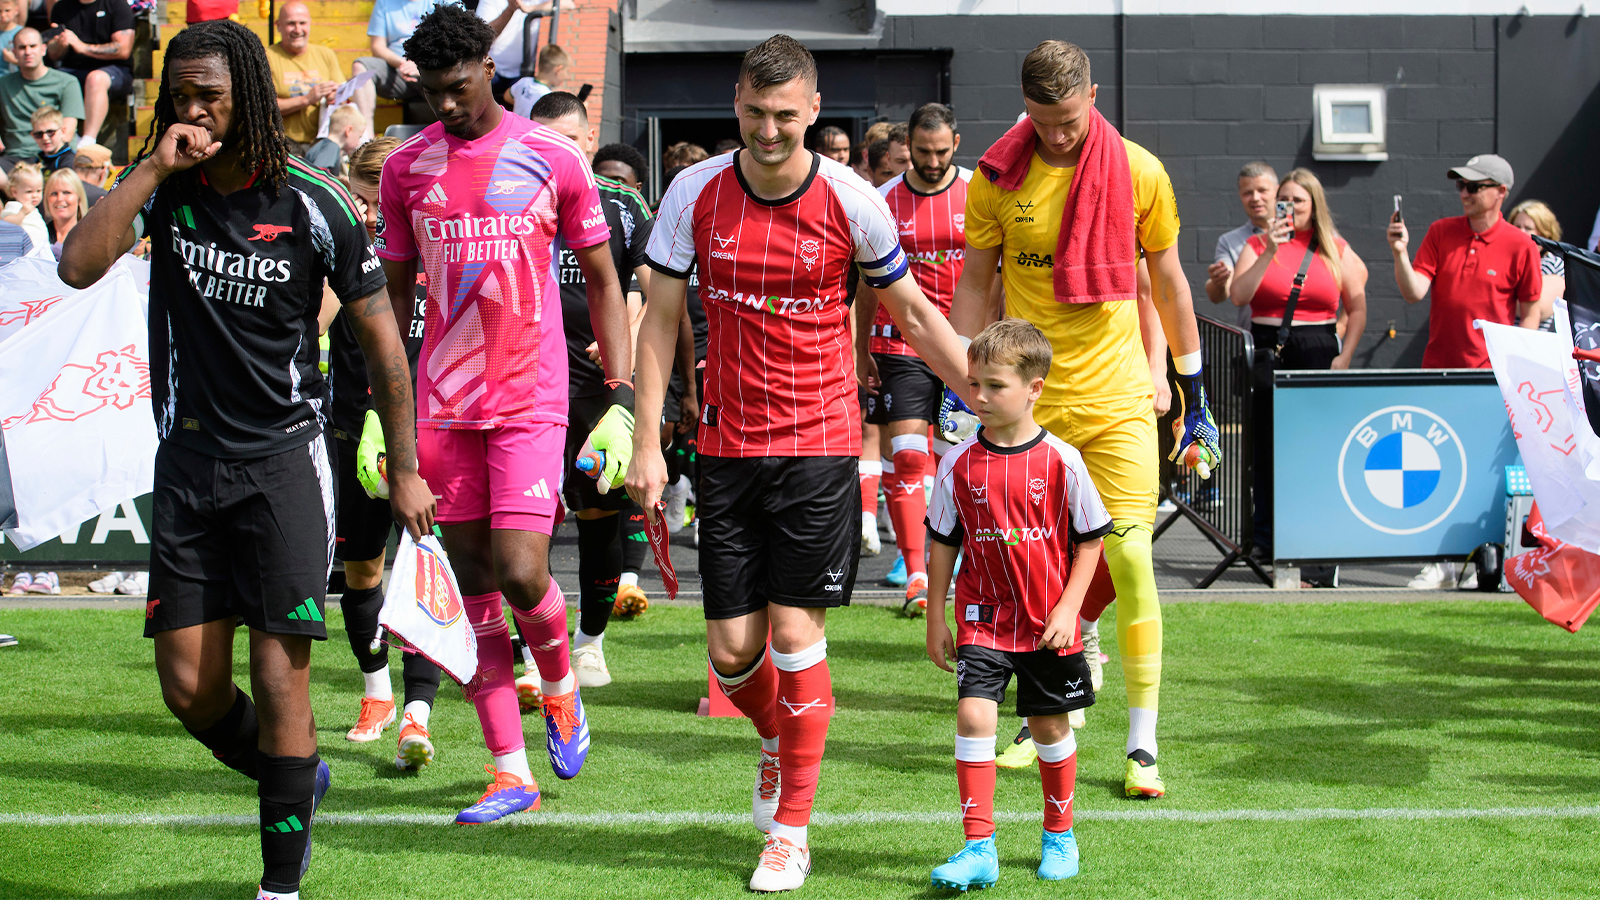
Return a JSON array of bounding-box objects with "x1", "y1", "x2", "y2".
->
[
  {"x1": 303, "y1": 102, "x2": 365, "y2": 175},
  {"x1": 0, "y1": 0, "x2": 21, "y2": 77},
  {"x1": 508, "y1": 42, "x2": 567, "y2": 118},
  {"x1": 30, "y1": 106, "x2": 73, "y2": 171},
  {"x1": 2, "y1": 160, "x2": 47, "y2": 250},
  {"x1": 1507, "y1": 199, "x2": 1565, "y2": 331},
  {"x1": 923, "y1": 319, "x2": 1111, "y2": 891}
]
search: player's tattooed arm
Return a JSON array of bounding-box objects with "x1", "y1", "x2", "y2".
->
[{"x1": 348, "y1": 280, "x2": 435, "y2": 539}]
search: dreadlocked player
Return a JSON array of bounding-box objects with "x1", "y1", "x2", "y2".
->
[{"x1": 59, "y1": 20, "x2": 433, "y2": 900}]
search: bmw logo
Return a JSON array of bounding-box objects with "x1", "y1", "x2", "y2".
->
[{"x1": 1338, "y1": 406, "x2": 1468, "y2": 535}]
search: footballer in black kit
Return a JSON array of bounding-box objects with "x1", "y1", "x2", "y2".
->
[
  {"x1": 57, "y1": 20, "x2": 433, "y2": 900},
  {"x1": 532, "y1": 91, "x2": 658, "y2": 682}
]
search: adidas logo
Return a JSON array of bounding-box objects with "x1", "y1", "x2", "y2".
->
[
  {"x1": 523, "y1": 479, "x2": 551, "y2": 499},
  {"x1": 265, "y1": 814, "x2": 304, "y2": 833},
  {"x1": 423, "y1": 183, "x2": 448, "y2": 205},
  {"x1": 286, "y1": 597, "x2": 323, "y2": 623},
  {"x1": 626, "y1": 532, "x2": 648, "y2": 542}
]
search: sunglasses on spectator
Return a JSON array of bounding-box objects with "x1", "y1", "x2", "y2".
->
[
  {"x1": 30, "y1": 128, "x2": 60, "y2": 139},
  {"x1": 1457, "y1": 180, "x2": 1499, "y2": 195}
]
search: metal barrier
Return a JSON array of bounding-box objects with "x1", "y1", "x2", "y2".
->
[{"x1": 1153, "y1": 314, "x2": 1269, "y2": 587}]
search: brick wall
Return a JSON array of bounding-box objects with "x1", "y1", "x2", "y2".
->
[{"x1": 883, "y1": 15, "x2": 1504, "y2": 367}]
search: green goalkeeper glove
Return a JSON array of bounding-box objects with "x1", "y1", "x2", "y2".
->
[
  {"x1": 357, "y1": 408, "x2": 389, "y2": 500},
  {"x1": 586, "y1": 380, "x2": 636, "y2": 494}
]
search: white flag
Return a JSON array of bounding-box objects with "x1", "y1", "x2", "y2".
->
[
  {"x1": 1481, "y1": 319, "x2": 1600, "y2": 552},
  {"x1": 379, "y1": 533, "x2": 479, "y2": 686},
  {"x1": 0, "y1": 259, "x2": 157, "y2": 550}
]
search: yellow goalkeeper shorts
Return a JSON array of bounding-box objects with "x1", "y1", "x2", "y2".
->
[{"x1": 1034, "y1": 395, "x2": 1160, "y2": 527}]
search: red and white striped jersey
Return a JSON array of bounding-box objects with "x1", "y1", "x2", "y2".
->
[
  {"x1": 646, "y1": 151, "x2": 908, "y2": 457},
  {"x1": 927, "y1": 428, "x2": 1113, "y2": 654},
  {"x1": 870, "y1": 167, "x2": 971, "y2": 357}
]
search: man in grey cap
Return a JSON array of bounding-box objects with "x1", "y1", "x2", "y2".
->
[{"x1": 1388, "y1": 153, "x2": 1542, "y2": 588}]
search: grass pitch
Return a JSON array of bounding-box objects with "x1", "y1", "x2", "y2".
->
[{"x1": 2, "y1": 598, "x2": 1599, "y2": 899}]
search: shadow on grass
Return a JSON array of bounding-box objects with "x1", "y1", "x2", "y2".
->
[{"x1": 0, "y1": 877, "x2": 253, "y2": 899}]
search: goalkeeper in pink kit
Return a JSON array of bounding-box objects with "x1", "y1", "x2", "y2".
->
[{"x1": 372, "y1": 5, "x2": 633, "y2": 823}]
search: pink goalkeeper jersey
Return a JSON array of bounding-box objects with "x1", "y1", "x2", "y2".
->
[{"x1": 375, "y1": 113, "x2": 610, "y2": 429}]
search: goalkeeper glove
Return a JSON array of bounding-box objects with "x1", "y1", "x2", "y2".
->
[
  {"x1": 1168, "y1": 369, "x2": 1222, "y2": 479},
  {"x1": 356, "y1": 409, "x2": 389, "y2": 499},
  {"x1": 938, "y1": 387, "x2": 979, "y2": 444},
  {"x1": 581, "y1": 380, "x2": 636, "y2": 494}
]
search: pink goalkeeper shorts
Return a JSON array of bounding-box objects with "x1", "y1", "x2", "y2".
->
[{"x1": 417, "y1": 420, "x2": 566, "y2": 533}]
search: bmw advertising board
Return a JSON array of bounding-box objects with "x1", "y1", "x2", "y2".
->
[{"x1": 1273, "y1": 370, "x2": 1519, "y2": 563}]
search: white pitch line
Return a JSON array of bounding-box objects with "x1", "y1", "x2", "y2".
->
[{"x1": 3, "y1": 806, "x2": 1600, "y2": 828}]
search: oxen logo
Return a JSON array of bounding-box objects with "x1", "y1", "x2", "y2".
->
[
  {"x1": 3, "y1": 345, "x2": 151, "y2": 429},
  {"x1": 248, "y1": 224, "x2": 293, "y2": 242},
  {"x1": 413, "y1": 543, "x2": 464, "y2": 627},
  {"x1": 799, "y1": 239, "x2": 821, "y2": 271},
  {"x1": 0, "y1": 296, "x2": 62, "y2": 328}
]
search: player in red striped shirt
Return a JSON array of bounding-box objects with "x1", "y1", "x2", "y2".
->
[
  {"x1": 924, "y1": 319, "x2": 1110, "y2": 891},
  {"x1": 624, "y1": 35, "x2": 973, "y2": 893},
  {"x1": 855, "y1": 102, "x2": 972, "y2": 612}
]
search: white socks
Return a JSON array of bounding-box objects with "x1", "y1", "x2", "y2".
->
[
  {"x1": 619, "y1": 572, "x2": 639, "y2": 588},
  {"x1": 770, "y1": 821, "x2": 807, "y2": 848},
  {"x1": 955, "y1": 734, "x2": 996, "y2": 762},
  {"x1": 1079, "y1": 617, "x2": 1098, "y2": 636},
  {"x1": 363, "y1": 666, "x2": 393, "y2": 701},
  {"x1": 403, "y1": 700, "x2": 431, "y2": 729},
  {"x1": 761, "y1": 735, "x2": 780, "y2": 754},
  {"x1": 541, "y1": 671, "x2": 576, "y2": 698},
  {"x1": 1035, "y1": 730, "x2": 1077, "y2": 763},
  {"x1": 1127, "y1": 707, "x2": 1158, "y2": 758},
  {"x1": 494, "y1": 747, "x2": 533, "y2": 782},
  {"x1": 574, "y1": 629, "x2": 603, "y2": 649}
]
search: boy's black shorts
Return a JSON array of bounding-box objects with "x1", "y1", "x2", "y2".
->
[
  {"x1": 955, "y1": 644, "x2": 1096, "y2": 718},
  {"x1": 145, "y1": 439, "x2": 334, "y2": 639}
]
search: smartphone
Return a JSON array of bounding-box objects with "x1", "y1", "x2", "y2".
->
[
  {"x1": 1275, "y1": 200, "x2": 1292, "y2": 223},
  {"x1": 575, "y1": 83, "x2": 593, "y2": 103},
  {"x1": 1392, "y1": 194, "x2": 1403, "y2": 224}
]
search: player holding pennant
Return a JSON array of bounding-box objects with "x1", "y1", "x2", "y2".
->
[
  {"x1": 373, "y1": 5, "x2": 633, "y2": 823},
  {"x1": 611, "y1": 35, "x2": 973, "y2": 892}
]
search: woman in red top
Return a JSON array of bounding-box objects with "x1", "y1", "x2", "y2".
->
[{"x1": 1227, "y1": 168, "x2": 1368, "y2": 578}]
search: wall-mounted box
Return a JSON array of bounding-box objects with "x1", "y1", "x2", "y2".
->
[{"x1": 1312, "y1": 84, "x2": 1388, "y2": 162}]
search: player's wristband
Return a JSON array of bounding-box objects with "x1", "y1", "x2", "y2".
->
[{"x1": 604, "y1": 378, "x2": 635, "y2": 413}]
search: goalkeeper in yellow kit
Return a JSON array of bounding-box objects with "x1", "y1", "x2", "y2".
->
[{"x1": 948, "y1": 40, "x2": 1220, "y2": 799}]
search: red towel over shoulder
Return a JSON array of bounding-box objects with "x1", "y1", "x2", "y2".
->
[{"x1": 976, "y1": 107, "x2": 1138, "y2": 305}]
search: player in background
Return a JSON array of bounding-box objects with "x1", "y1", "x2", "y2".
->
[
  {"x1": 329, "y1": 136, "x2": 445, "y2": 770},
  {"x1": 924, "y1": 319, "x2": 1110, "y2": 890},
  {"x1": 530, "y1": 90, "x2": 655, "y2": 689},
  {"x1": 373, "y1": 5, "x2": 632, "y2": 823},
  {"x1": 949, "y1": 40, "x2": 1220, "y2": 800},
  {"x1": 854, "y1": 102, "x2": 970, "y2": 614},
  {"x1": 856, "y1": 135, "x2": 909, "y2": 559},
  {"x1": 58, "y1": 20, "x2": 434, "y2": 900},
  {"x1": 622, "y1": 35, "x2": 974, "y2": 892}
]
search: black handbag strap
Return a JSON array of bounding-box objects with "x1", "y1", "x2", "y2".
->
[{"x1": 1274, "y1": 242, "x2": 1317, "y2": 357}]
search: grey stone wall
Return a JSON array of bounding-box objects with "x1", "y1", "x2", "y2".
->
[{"x1": 881, "y1": 15, "x2": 1507, "y2": 367}]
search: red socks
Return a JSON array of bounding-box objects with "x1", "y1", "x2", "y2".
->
[
  {"x1": 859, "y1": 460, "x2": 881, "y2": 516},
  {"x1": 713, "y1": 646, "x2": 780, "y2": 741},
  {"x1": 464, "y1": 591, "x2": 523, "y2": 756},
  {"x1": 887, "y1": 436, "x2": 929, "y2": 577},
  {"x1": 1036, "y1": 733, "x2": 1078, "y2": 833},
  {"x1": 770, "y1": 640, "x2": 831, "y2": 829},
  {"x1": 509, "y1": 579, "x2": 570, "y2": 685},
  {"x1": 1078, "y1": 555, "x2": 1116, "y2": 624},
  {"x1": 954, "y1": 734, "x2": 996, "y2": 840}
]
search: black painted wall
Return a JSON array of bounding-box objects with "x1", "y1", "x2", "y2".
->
[{"x1": 878, "y1": 14, "x2": 1600, "y2": 368}]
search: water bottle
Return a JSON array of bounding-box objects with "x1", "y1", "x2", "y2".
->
[{"x1": 575, "y1": 449, "x2": 605, "y2": 478}]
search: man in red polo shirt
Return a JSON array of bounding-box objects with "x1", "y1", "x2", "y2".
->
[{"x1": 1389, "y1": 153, "x2": 1542, "y2": 369}]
